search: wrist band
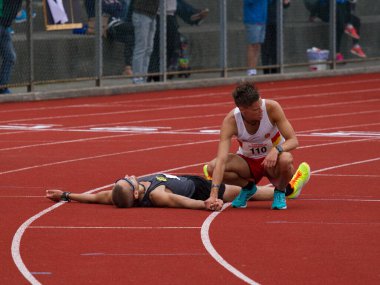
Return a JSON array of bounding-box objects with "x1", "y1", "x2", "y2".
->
[
  {"x1": 61, "y1": 192, "x2": 71, "y2": 202},
  {"x1": 211, "y1": 184, "x2": 221, "y2": 189}
]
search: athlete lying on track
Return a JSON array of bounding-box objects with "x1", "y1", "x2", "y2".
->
[{"x1": 46, "y1": 163, "x2": 310, "y2": 211}]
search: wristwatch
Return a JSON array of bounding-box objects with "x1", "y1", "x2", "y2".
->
[
  {"x1": 275, "y1": 145, "x2": 283, "y2": 154},
  {"x1": 61, "y1": 191, "x2": 71, "y2": 202}
]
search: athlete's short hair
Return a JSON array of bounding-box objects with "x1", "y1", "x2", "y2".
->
[
  {"x1": 232, "y1": 81, "x2": 260, "y2": 107},
  {"x1": 111, "y1": 181, "x2": 134, "y2": 208}
]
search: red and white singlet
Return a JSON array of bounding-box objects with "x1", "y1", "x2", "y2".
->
[{"x1": 234, "y1": 99, "x2": 284, "y2": 159}]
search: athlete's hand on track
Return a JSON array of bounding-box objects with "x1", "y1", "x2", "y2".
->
[
  {"x1": 46, "y1": 189, "x2": 63, "y2": 202},
  {"x1": 205, "y1": 197, "x2": 223, "y2": 211}
]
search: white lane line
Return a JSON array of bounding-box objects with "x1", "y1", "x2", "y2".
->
[
  {"x1": 1, "y1": 136, "x2": 377, "y2": 177},
  {"x1": 301, "y1": 198, "x2": 380, "y2": 202},
  {"x1": 29, "y1": 226, "x2": 200, "y2": 229},
  {"x1": 199, "y1": 157, "x2": 380, "y2": 284},
  {"x1": 0, "y1": 124, "x2": 216, "y2": 152},
  {"x1": 1, "y1": 77, "x2": 379, "y2": 115},
  {"x1": 312, "y1": 157, "x2": 380, "y2": 174},
  {"x1": 201, "y1": 203, "x2": 260, "y2": 285},
  {"x1": 11, "y1": 202, "x2": 61, "y2": 285},
  {"x1": 0, "y1": 139, "x2": 217, "y2": 176},
  {"x1": 11, "y1": 163, "x2": 205, "y2": 284},
  {"x1": 0, "y1": 196, "x2": 44, "y2": 198},
  {"x1": 11, "y1": 185, "x2": 110, "y2": 285},
  {"x1": 312, "y1": 173, "x2": 380, "y2": 177},
  {"x1": 11, "y1": 158, "x2": 380, "y2": 284},
  {"x1": 0, "y1": 87, "x2": 379, "y2": 127},
  {"x1": 1, "y1": 81, "x2": 379, "y2": 118},
  {"x1": 267, "y1": 221, "x2": 380, "y2": 225},
  {"x1": 81, "y1": 253, "x2": 206, "y2": 256}
]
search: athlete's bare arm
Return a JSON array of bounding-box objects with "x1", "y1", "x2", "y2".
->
[
  {"x1": 267, "y1": 100, "x2": 298, "y2": 152},
  {"x1": 46, "y1": 189, "x2": 113, "y2": 205},
  {"x1": 262, "y1": 100, "x2": 298, "y2": 169},
  {"x1": 207, "y1": 111, "x2": 237, "y2": 204},
  {"x1": 150, "y1": 186, "x2": 223, "y2": 210}
]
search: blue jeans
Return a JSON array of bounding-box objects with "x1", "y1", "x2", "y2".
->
[
  {"x1": 84, "y1": 0, "x2": 129, "y2": 19},
  {"x1": 132, "y1": 12, "x2": 156, "y2": 79},
  {"x1": 0, "y1": 26, "x2": 16, "y2": 88},
  {"x1": 176, "y1": 0, "x2": 198, "y2": 25}
]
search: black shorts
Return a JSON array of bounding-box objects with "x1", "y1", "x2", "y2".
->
[{"x1": 182, "y1": 175, "x2": 226, "y2": 201}]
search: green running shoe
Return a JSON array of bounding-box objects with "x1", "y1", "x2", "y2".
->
[
  {"x1": 203, "y1": 164, "x2": 212, "y2": 180},
  {"x1": 231, "y1": 184, "x2": 257, "y2": 208},
  {"x1": 272, "y1": 190, "x2": 287, "y2": 210},
  {"x1": 288, "y1": 162, "x2": 311, "y2": 199}
]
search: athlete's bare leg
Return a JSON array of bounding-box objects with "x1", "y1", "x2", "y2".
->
[
  {"x1": 223, "y1": 184, "x2": 274, "y2": 202},
  {"x1": 265, "y1": 152, "x2": 294, "y2": 190},
  {"x1": 207, "y1": 154, "x2": 252, "y2": 187}
]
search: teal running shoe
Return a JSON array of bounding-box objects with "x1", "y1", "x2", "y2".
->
[
  {"x1": 272, "y1": 190, "x2": 287, "y2": 210},
  {"x1": 231, "y1": 184, "x2": 257, "y2": 208}
]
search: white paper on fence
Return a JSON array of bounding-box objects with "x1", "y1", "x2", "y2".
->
[{"x1": 47, "y1": 0, "x2": 69, "y2": 24}]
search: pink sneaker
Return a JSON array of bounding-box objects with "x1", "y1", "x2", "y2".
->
[
  {"x1": 336, "y1": 53, "x2": 344, "y2": 61},
  {"x1": 344, "y1": 24, "x2": 360, "y2": 40},
  {"x1": 350, "y1": 44, "x2": 367, "y2": 58}
]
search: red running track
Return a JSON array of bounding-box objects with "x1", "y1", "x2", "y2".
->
[{"x1": 1, "y1": 73, "x2": 379, "y2": 284}]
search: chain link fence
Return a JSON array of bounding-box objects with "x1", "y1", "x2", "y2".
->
[{"x1": 1, "y1": 0, "x2": 379, "y2": 97}]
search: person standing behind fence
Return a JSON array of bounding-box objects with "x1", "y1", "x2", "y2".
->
[
  {"x1": 341, "y1": 0, "x2": 366, "y2": 59},
  {"x1": 131, "y1": 0, "x2": 159, "y2": 84},
  {"x1": 147, "y1": 0, "x2": 179, "y2": 82},
  {"x1": 0, "y1": 0, "x2": 22, "y2": 94},
  {"x1": 243, "y1": 0, "x2": 269, "y2": 77},
  {"x1": 305, "y1": 0, "x2": 366, "y2": 61},
  {"x1": 261, "y1": 0, "x2": 290, "y2": 74}
]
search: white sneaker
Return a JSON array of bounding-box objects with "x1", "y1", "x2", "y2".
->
[
  {"x1": 132, "y1": 77, "x2": 144, "y2": 84},
  {"x1": 247, "y1": 69, "x2": 257, "y2": 76}
]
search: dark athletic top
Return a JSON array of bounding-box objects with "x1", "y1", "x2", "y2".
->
[
  {"x1": 137, "y1": 174, "x2": 225, "y2": 207},
  {"x1": 138, "y1": 174, "x2": 195, "y2": 207}
]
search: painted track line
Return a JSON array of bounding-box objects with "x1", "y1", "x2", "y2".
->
[
  {"x1": 11, "y1": 156, "x2": 380, "y2": 284},
  {"x1": 201, "y1": 202, "x2": 260, "y2": 285},
  {"x1": 199, "y1": 158, "x2": 380, "y2": 284},
  {"x1": 1, "y1": 136, "x2": 376, "y2": 176},
  {"x1": 0, "y1": 139, "x2": 217, "y2": 176},
  {"x1": 1, "y1": 77, "x2": 378, "y2": 115},
  {"x1": 12, "y1": 202, "x2": 62, "y2": 285},
  {"x1": 1, "y1": 86, "x2": 379, "y2": 126},
  {"x1": 81, "y1": 253, "x2": 206, "y2": 256},
  {"x1": 29, "y1": 226, "x2": 201, "y2": 229},
  {"x1": 267, "y1": 221, "x2": 380, "y2": 225},
  {"x1": 11, "y1": 162, "x2": 206, "y2": 285}
]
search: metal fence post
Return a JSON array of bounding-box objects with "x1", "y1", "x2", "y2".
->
[
  {"x1": 276, "y1": 0, "x2": 284, "y2": 74},
  {"x1": 219, "y1": 0, "x2": 227, "y2": 78},
  {"x1": 26, "y1": 0, "x2": 34, "y2": 92},
  {"x1": 159, "y1": 0, "x2": 167, "y2": 82},
  {"x1": 95, "y1": 0, "x2": 103, "y2": 86},
  {"x1": 330, "y1": 0, "x2": 336, "y2": 70}
]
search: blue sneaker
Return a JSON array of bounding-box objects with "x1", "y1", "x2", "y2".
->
[
  {"x1": 232, "y1": 184, "x2": 257, "y2": 208},
  {"x1": 15, "y1": 9, "x2": 27, "y2": 23},
  {"x1": 15, "y1": 9, "x2": 36, "y2": 24},
  {"x1": 6, "y1": 27, "x2": 15, "y2": 35},
  {"x1": 272, "y1": 190, "x2": 287, "y2": 210}
]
